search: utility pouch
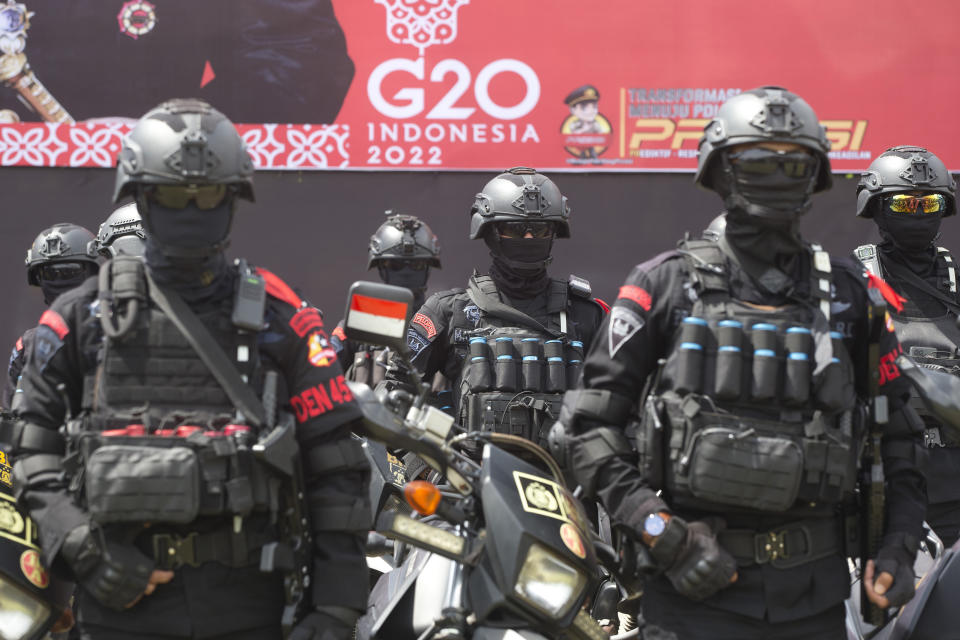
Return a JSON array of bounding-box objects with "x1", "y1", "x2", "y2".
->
[
  {"x1": 544, "y1": 340, "x2": 566, "y2": 392},
  {"x1": 465, "y1": 338, "x2": 493, "y2": 392},
  {"x1": 685, "y1": 426, "x2": 803, "y2": 512},
  {"x1": 520, "y1": 339, "x2": 543, "y2": 392},
  {"x1": 85, "y1": 445, "x2": 200, "y2": 524},
  {"x1": 566, "y1": 341, "x2": 584, "y2": 389},
  {"x1": 494, "y1": 338, "x2": 518, "y2": 392},
  {"x1": 636, "y1": 395, "x2": 665, "y2": 490}
]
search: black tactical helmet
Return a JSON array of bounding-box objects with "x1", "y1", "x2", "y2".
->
[
  {"x1": 0, "y1": 454, "x2": 73, "y2": 640},
  {"x1": 24, "y1": 223, "x2": 98, "y2": 286},
  {"x1": 856, "y1": 146, "x2": 957, "y2": 218},
  {"x1": 113, "y1": 98, "x2": 254, "y2": 204},
  {"x1": 96, "y1": 202, "x2": 146, "y2": 258},
  {"x1": 695, "y1": 86, "x2": 832, "y2": 194},
  {"x1": 367, "y1": 210, "x2": 441, "y2": 270},
  {"x1": 469, "y1": 167, "x2": 570, "y2": 240}
]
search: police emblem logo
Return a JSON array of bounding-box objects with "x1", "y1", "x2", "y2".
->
[
  {"x1": 407, "y1": 329, "x2": 429, "y2": 354},
  {"x1": 0, "y1": 500, "x2": 24, "y2": 536},
  {"x1": 608, "y1": 306, "x2": 644, "y2": 357},
  {"x1": 463, "y1": 304, "x2": 481, "y2": 326},
  {"x1": 307, "y1": 331, "x2": 337, "y2": 367},
  {"x1": 117, "y1": 0, "x2": 157, "y2": 40},
  {"x1": 513, "y1": 471, "x2": 568, "y2": 522},
  {"x1": 20, "y1": 549, "x2": 48, "y2": 588}
]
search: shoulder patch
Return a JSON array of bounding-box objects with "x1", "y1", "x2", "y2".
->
[
  {"x1": 39, "y1": 310, "x2": 69, "y2": 340},
  {"x1": 412, "y1": 312, "x2": 437, "y2": 339},
  {"x1": 608, "y1": 306, "x2": 644, "y2": 357},
  {"x1": 865, "y1": 271, "x2": 906, "y2": 313},
  {"x1": 14, "y1": 336, "x2": 23, "y2": 352},
  {"x1": 618, "y1": 285, "x2": 652, "y2": 311},
  {"x1": 290, "y1": 307, "x2": 324, "y2": 337},
  {"x1": 256, "y1": 267, "x2": 304, "y2": 309}
]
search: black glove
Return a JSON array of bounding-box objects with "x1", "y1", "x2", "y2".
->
[
  {"x1": 60, "y1": 524, "x2": 153, "y2": 611},
  {"x1": 874, "y1": 532, "x2": 919, "y2": 608},
  {"x1": 289, "y1": 606, "x2": 360, "y2": 640},
  {"x1": 649, "y1": 516, "x2": 737, "y2": 602}
]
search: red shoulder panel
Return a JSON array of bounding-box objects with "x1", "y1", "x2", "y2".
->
[
  {"x1": 593, "y1": 297, "x2": 610, "y2": 314},
  {"x1": 15, "y1": 336, "x2": 23, "y2": 352},
  {"x1": 39, "y1": 310, "x2": 69, "y2": 339},
  {"x1": 866, "y1": 271, "x2": 906, "y2": 313},
  {"x1": 256, "y1": 267, "x2": 303, "y2": 309}
]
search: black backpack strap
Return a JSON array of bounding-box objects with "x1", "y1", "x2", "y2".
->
[
  {"x1": 809, "y1": 243, "x2": 833, "y2": 322},
  {"x1": 144, "y1": 270, "x2": 267, "y2": 428},
  {"x1": 883, "y1": 257, "x2": 960, "y2": 317},
  {"x1": 937, "y1": 247, "x2": 958, "y2": 294}
]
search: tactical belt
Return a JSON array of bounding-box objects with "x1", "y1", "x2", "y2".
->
[
  {"x1": 149, "y1": 527, "x2": 273, "y2": 571},
  {"x1": 717, "y1": 518, "x2": 842, "y2": 569}
]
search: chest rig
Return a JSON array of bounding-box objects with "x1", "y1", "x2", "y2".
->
[
  {"x1": 857, "y1": 244, "x2": 960, "y2": 447},
  {"x1": 640, "y1": 240, "x2": 861, "y2": 514},
  {"x1": 452, "y1": 274, "x2": 589, "y2": 446}
]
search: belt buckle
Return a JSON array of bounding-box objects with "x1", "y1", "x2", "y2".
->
[
  {"x1": 153, "y1": 532, "x2": 199, "y2": 570},
  {"x1": 754, "y1": 530, "x2": 789, "y2": 565}
]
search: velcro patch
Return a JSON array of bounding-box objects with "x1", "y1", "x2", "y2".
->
[
  {"x1": 412, "y1": 312, "x2": 437, "y2": 339},
  {"x1": 618, "y1": 285, "x2": 652, "y2": 311},
  {"x1": 407, "y1": 329, "x2": 429, "y2": 355},
  {"x1": 608, "y1": 306, "x2": 644, "y2": 357}
]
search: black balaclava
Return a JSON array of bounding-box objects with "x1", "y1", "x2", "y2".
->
[
  {"x1": 142, "y1": 199, "x2": 234, "y2": 304},
  {"x1": 484, "y1": 232, "x2": 553, "y2": 299},
  {"x1": 718, "y1": 151, "x2": 819, "y2": 221},
  {"x1": 379, "y1": 264, "x2": 430, "y2": 309},
  {"x1": 875, "y1": 208, "x2": 942, "y2": 276},
  {"x1": 39, "y1": 265, "x2": 95, "y2": 305}
]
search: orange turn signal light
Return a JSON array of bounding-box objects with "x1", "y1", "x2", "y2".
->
[{"x1": 404, "y1": 480, "x2": 441, "y2": 516}]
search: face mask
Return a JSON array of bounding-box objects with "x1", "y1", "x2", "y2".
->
[
  {"x1": 877, "y1": 211, "x2": 942, "y2": 253},
  {"x1": 380, "y1": 265, "x2": 429, "y2": 291},
  {"x1": 719, "y1": 149, "x2": 819, "y2": 220},
  {"x1": 144, "y1": 200, "x2": 233, "y2": 253},
  {"x1": 40, "y1": 276, "x2": 87, "y2": 305},
  {"x1": 486, "y1": 236, "x2": 553, "y2": 273}
]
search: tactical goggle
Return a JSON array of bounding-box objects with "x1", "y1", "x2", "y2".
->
[
  {"x1": 883, "y1": 193, "x2": 946, "y2": 215},
  {"x1": 727, "y1": 148, "x2": 819, "y2": 179},
  {"x1": 495, "y1": 221, "x2": 556, "y2": 239},
  {"x1": 383, "y1": 259, "x2": 429, "y2": 271},
  {"x1": 147, "y1": 184, "x2": 229, "y2": 210},
  {"x1": 39, "y1": 262, "x2": 87, "y2": 282}
]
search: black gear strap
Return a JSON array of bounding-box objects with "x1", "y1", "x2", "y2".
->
[
  {"x1": 562, "y1": 389, "x2": 633, "y2": 428},
  {"x1": 467, "y1": 276, "x2": 565, "y2": 338},
  {"x1": 12, "y1": 454, "x2": 63, "y2": 488},
  {"x1": 717, "y1": 518, "x2": 843, "y2": 569},
  {"x1": 0, "y1": 420, "x2": 64, "y2": 455},
  {"x1": 151, "y1": 528, "x2": 272, "y2": 570}
]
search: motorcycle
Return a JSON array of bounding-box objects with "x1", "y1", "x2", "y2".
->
[{"x1": 342, "y1": 281, "x2": 611, "y2": 640}]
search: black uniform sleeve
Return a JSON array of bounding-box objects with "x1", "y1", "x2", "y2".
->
[
  {"x1": 406, "y1": 291, "x2": 457, "y2": 380},
  {"x1": 2, "y1": 331, "x2": 27, "y2": 411},
  {"x1": 7, "y1": 285, "x2": 99, "y2": 566},
  {"x1": 261, "y1": 299, "x2": 371, "y2": 612},
  {"x1": 839, "y1": 262, "x2": 926, "y2": 543},
  {"x1": 571, "y1": 253, "x2": 690, "y2": 526},
  {"x1": 329, "y1": 320, "x2": 356, "y2": 372}
]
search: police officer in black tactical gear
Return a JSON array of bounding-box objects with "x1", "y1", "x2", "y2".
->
[
  {"x1": 855, "y1": 146, "x2": 960, "y2": 547},
  {"x1": 94, "y1": 203, "x2": 146, "y2": 259},
  {"x1": 0, "y1": 99, "x2": 369, "y2": 640},
  {"x1": 552, "y1": 87, "x2": 927, "y2": 639},
  {"x1": 403, "y1": 167, "x2": 607, "y2": 448},
  {"x1": 331, "y1": 211, "x2": 442, "y2": 387},
  {"x1": 3, "y1": 224, "x2": 100, "y2": 410}
]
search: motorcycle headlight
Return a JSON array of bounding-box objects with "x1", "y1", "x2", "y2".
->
[
  {"x1": 0, "y1": 575, "x2": 52, "y2": 640},
  {"x1": 513, "y1": 543, "x2": 587, "y2": 620}
]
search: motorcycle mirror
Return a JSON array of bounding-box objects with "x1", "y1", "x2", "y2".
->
[
  {"x1": 404, "y1": 480, "x2": 441, "y2": 516},
  {"x1": 343, "y1": 281, "x2": 414, "y2": 355}
]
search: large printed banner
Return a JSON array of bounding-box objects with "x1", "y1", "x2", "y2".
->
[{"x1": 0, "y1": 0, "x2": 957, "y2": 171}]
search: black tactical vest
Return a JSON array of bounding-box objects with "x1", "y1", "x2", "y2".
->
[
  {"x1": 453, "y1": 274, "x2": 591, "y2": 446},
  {"x1": 639, "y1": 240, "x2": 860, "y2": 514},
  {"x1": 857, "y1": 244, "x2": 960, "y2": 447}
]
